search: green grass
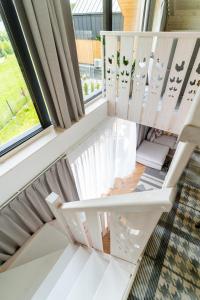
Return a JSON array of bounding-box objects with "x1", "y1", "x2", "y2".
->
[
  {"x1": 0, "y1": 101, "x2": 39, "y2": 144},
  {"x1": 0, "y1": 54, "x2": 40, "y2": 145}
]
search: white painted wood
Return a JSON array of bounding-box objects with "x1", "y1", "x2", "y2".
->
[
  {"x1": 32, "y1": 244, "x2": 77, "y2": 300},
  {"x1": 101, "y1": 32, "x2": 200, "y2": 134},
  {"x1": 61, "y1": 188, "x2": 175, "y2": 213},
  {"x1": 156, "y1": 38, "x2": 197, "y2": 131},
  {"x1": 49, "y1": 219, "x2": 66, "y2": 235},
  {"x1": 175, "y1": 48, "x2": 200, "y2": 133},
  {"x1": 110, "y1": 210, "x2": 162, "y2": 263},
  {"x1": 0, "y1": 243, "x2": 137, "y2": 300},
  {"x1": 178, "y1": 89, "x2": 200, "y2": 144},
  {"x1": 0, "y1": 250, "x2": 63, "y2": 300},
  {"x1": 179, "y1": 126, "x2": 200, "y2": 145},
  {"x1": 128, "y1": 36, "x2": 153, "y2": 123},
  {"x1": 7, "y1": 223, "x2": 68, "y2": 270},
  {"x1": 141, "y1": 37, "x2": 173, "y2": 126},
  {"x1": 93, "y1": 258, "x2": 135, "y2": 300},
  {"x1": 85, "y1": 211, "x2": 103, "y2": 251},
  {"x1": 122, "y1": 260, "x2": 140, "y2": 300},
  {"x1": 101, "y1": 35, "x2": 106, "y2": 98},
  {"x1": 46, "y1": 192, "x2": 73, "y2": 243},
  {"x1": 163, "y1": 142, "x2": 195, "y2": 188},
  {"x1": 66, "y1": 252, "x2": 108, "y2": 300},
  {"x1": 180, "y1": 89, "x2": 200, "y2": 129},
  {"x1": 100, "y1": 212, "x2": 107, "y2": 236},
  {"x1": 64, "y1": 211, "x2": 90, "y2": 246},
  {"x1": 105, "y1": 35, "x2": 118, "y2": 115},
  {"x1": 46, "y1": 246, "x2": 91, "y2": 300},
  {"x1": 0, "y1": 99, "x2": 107, "y2": 207},
  {"x1": 117, "y1": 36, "x2": 134, "y2": 119},
  {"x1": 57, "y1": 188, "x2": 175, "y2": 264}
]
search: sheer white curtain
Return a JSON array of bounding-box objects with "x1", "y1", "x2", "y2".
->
[{"x1": 68, "y1": 117, "x2": 137, "y2": 200}]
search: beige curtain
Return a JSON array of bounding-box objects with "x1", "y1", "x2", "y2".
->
[
  {"x1": 0, "y1": 157, "x2": 79, "y2": 263},
  {"x1": 14, "y1": 0, "x2": 84, "y2": 128}
]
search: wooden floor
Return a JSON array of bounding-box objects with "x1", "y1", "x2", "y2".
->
[
  {"x1": 102, "y1": 162, "x2": 146, "y2": 253},
  {"x1": 104, "y1": 163, "x2": 145, "y2": 196}
]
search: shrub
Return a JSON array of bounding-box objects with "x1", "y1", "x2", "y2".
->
[
  {"x1": 96, "y1": 82, "x2": 100, "y2": 90},
  {"x1": 3, "y1": 41, "x2": 13, "y2": 55},
  {"x1": 83, "y1": 82, "x2": 88, "y2": 95},
  {"x1": 91, "y1": 81, "x2": 94, "y2": 93}
]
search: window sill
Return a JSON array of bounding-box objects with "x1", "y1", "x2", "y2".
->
[
  {"x1": 0, "y1": 96, "x2": 107, "y2": 205},
  {"x1": 0, "y1": 126, "x2": 57, "y2": 176},
  {"x1": 85, "y1": 96, "x2": 106, "y2": 114}
]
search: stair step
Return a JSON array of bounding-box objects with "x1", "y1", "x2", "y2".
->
[
  {"x1": 66, "y1": 251, "x2": 109, "y2": 300},
  {"x1": 46, "y1": 246, "x2": 91, "y2": 300},
  {"x1": 93, "y1": 258, "x2": 133, "y2": 300},
  {"x1": 0, "y1": 249, "x2": 64, "y2": 300},
  {"x1": 5, "y1": 222, "x2": 69, "y2": 270},
  {"x1": 32, "y1": 244, "x2": 77, "y2": 300}
]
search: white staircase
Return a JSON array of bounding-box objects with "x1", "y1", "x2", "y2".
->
[
  {"x1": 0, "y1": 188, "x2": 174, "y2": 299},
  {"x1": 0, "y1": 249, "x2": 64, "y2": 300},
  {"x1": 93, "y1": 258, "x2": 134, "y2": 300},
  {"x1": 0, "y1": 242, "x2": 136, "y2": 300},
  {"x1": 0, "y1": 222, "x2": 69, "y2": 272}
]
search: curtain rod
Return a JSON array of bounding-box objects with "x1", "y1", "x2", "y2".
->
[{"x1": 0, "y1": 153, "x2": 67, "y2": 210}]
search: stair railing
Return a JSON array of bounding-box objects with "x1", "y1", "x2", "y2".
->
[
  {"x1": 163, "y1": 89, "x2": 200, "y2": 188},
  {"x1": 101, "y1": 31, "x2": 200, "y2": 134},
  {"x1": 46, "y1": 188, "x2": 175, "y2": 264}
]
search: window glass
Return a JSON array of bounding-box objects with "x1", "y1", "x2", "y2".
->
[
  {"x1": 0, "y1": 14, "x2": 40, "y2": 150},
  {"x1": 70, "y1": 0, "x2": 123, "y2": 102}
]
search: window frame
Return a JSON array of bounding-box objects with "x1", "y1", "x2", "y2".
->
[
  {"x1": 73, "y1": 0, "x2": 113, "y2": 104},
  {"x1": 0, "y1": 0, "x2": 51, "y2": 157}
]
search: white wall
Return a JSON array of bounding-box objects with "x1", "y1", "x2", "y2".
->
[{"x1": 0, "y1": 100, "x2": 107, "y2": 206}]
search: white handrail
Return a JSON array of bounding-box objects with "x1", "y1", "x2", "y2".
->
[
  {"x1": 60, "y1": 188, "x2": 175, "y2": 212},
  {"x1": 46, "y1": 188, "x2": 176, "y2": 263},
  {"x1": 179, "y1": 90, "x2": 200, "y2": 145},
  {"x1": 163, "y1": 142, "x2": 195, "y2": 188}
]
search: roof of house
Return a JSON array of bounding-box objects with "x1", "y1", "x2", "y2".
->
[{"x1": 72, "y1": 0, "x2": 121, "y2": 14}]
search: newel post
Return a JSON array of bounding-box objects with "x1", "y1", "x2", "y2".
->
[
  {"x1": 46, "y1": 192, "x2": 73, "y2": 243},
  {"x1": 163, "y1": 142, "x2": 195, "y2": 189}
]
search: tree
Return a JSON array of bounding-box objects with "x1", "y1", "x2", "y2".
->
[{"x1": 3, "y1": 41, "x2": 13, "y2": 55}]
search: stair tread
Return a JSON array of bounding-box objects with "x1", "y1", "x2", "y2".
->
[
  {"x1": 0, "y1": 249, "x2": 64, "y2": 300},
  {"x1": 9, "y1": 222, "x2": 69, "y2": 270},
  {"x1": 32, "y1": 244, "x2": 77, "y2": 300},
  {"x1": 46, "y1": 246, "x2": 91, "y2": 300},
  {"x1": 93, "y1": 258, "x2": 133, "y2": 300},
  {"x1": 66, "y1": 251, "x2": 109, "y2": 300}
]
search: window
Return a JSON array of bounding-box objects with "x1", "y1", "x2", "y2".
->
[
  {"x1": 70, "y1": 0, "x2": 143, "y2": 103},
  {"x1": 70, "y1": 0, "x2": 123, "y2": 103},
  {"x1": 0, "y1": 1, "x2": 51, "y2": 156}
]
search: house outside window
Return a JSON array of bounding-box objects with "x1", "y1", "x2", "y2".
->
[
  {"x1": 70, "y1": 0, "x2": 123, "y2": 103},
  {"x1": 70, "y1": 0, "x2": 142, "y2": 103}
]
